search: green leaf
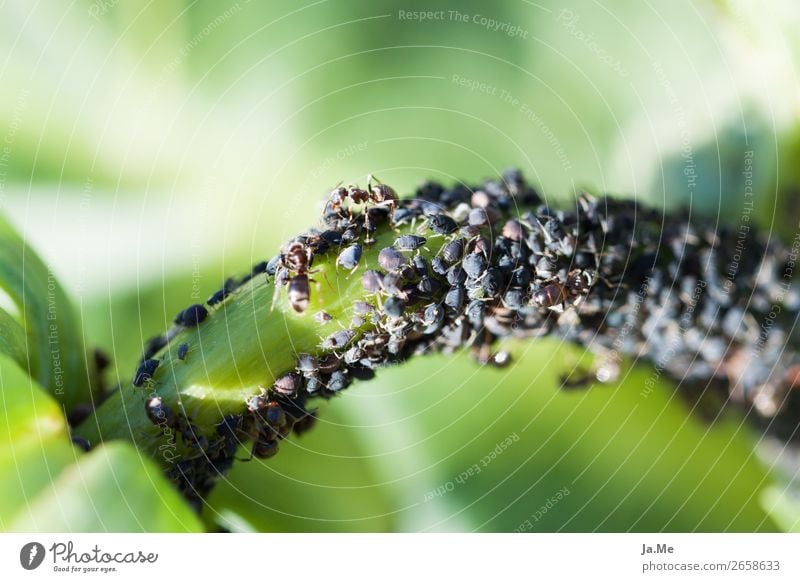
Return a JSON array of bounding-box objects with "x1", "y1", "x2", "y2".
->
[
  {"x1": 0, "y1": 307, "x2": 27, "y2": 370},
  {"x1": 0, "y1": 214, "x2": 90, "y2": 409},
  {"x1": 8, "y1": 442, "x2": 204, "y2": 532},
  {"x1": 0, "y1": 354, "x2": 203, "y2": 532}
]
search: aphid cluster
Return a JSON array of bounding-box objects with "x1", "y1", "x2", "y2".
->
[{"x1": 136, "y1": 169, "x2": 800, "y2": 506}]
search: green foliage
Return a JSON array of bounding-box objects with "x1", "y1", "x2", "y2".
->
[{"x1": 0, "y1": 216, "x2": 90, "y2": 409}]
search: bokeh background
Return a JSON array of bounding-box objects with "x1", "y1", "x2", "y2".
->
[{"x1": 2, "y1": 0, "x2": 800, "y2": 532}]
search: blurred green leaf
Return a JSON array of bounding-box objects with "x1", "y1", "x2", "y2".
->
[
  {"x1": 9, "y1": 442, "x2": 204, "y2": 532},
  {"x1": 0, "y1": 353, "x2": 202, "y2": 532},
  {"x1": 0, "y1": 215, "x2": 90, "y2": 409}
]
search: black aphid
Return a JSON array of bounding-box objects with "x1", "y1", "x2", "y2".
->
[
  {"x1": 142, "y1": 334, "x2": 168, "y2": 361},
  {"x1": 362, "y1": 270, "x2": 384, "y2": 293},
  {"x1": 208, "y1": 278, "x2": 236, "y2": 306},
  {"x1": 412, "y1": 255, "x2": 430, "y2": 277},
  {"x1": 321, "y1": 329, "x2": 356, "y2": 350},
  {"x1": 71, "y1": 435, "x2": 91, "y2": 451},
  {"x1": 378, "y1": 247, "x2": 407, "y2": 271},
  {"x1": 427, "y1": 214, "x2": 458, "y2": 235},
  {"x1": 177, "y1": 343, "x2": 189, "y2": 361},
  {"x1": 337, "y1": 244, "x2": 363, "y2": 271},
  {"x1": 441, "y1": 239, "x2": 464, "y2": 264},
  {"x1": 176, "y1": 304, "x2": 209, "y2": 327},
  {"x1": 431, "y1": 256, "x2": 449, "y2": 276},
  {"x1": 145, "y1": 396, "x2": 176, "y2": 427},
  {"x1": 296, "y1": 353, "x2": 319, "y2": 375},
  {"x1": 273, "y1": 372, "x2": 302, "y2": 396},
  {"x1": 383, "y1": 297, "x2": 406, "y2": 318},
  {"x1": 133, "y1": 359, "x2": 160, "y2": 387},
  {"x1": 394, "y1": 234, "x2": 427, "y2": 251},
  {"x1": 463, "y1": 252, "x2": 488, "y2": 279},
  {"x1": 445, "y1": 286, "x2": 465, "y2": 311},
  {"x1": 446, "y1": 266, "x2": 467, "y2": 286},
  {"x1": 266, "y1": 255, "x2": 282, "y2": 276},
  {"x1": 417, "y1": 276, "x2": 441, "y2": 296},
  {"x1": 327, "y1": 370, "x2": 351, "y2": 392},
  {"x1": 481, "y1": 268, "x2": 504, "y2": 297}
]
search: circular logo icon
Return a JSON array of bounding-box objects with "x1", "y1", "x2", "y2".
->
[{"x1": 20, "y1": 542, "x2": 46, "y2": 570}]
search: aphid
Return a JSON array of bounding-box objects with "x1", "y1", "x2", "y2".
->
[
  {"x1": 145, "y1": 396, "x2": 176, "y2": 427},
  {"x1": 273, "y1": 372, "x2": 302, "y2": 396},
  {"x1": 467, "y1": 300, "x2": 485, "y2": 328},
  {"x1": 320, "y1": 229, "x2": 343, "y2": 245},
  {"x1": 133, "y1": 359, "x2": 160, "y2": 387},
  {"x1": 441, "y1": 239, "x2": 464, "y2": 264},
  {"x1": 71, "y1": 435, "x2": 91, "y2": 452},
  {"x1": 175, "y1": 304, "x2": 209, "y2": 327},
  {"x1": 142, "y1": 334, "x2": 167, "y2": 361},
  {"x1": 383, "y1": 296, "x2": 406, "y2": 318},
  {"x1": 431, "y1": 256, "x2": 449, "y2": 276},
  {"x1": 288, "y1": 274, "x2": 310, "y2": 313},
  {"x1": 417, "y1": 276, "x2": 441, "y2": 296},
  {"x1": 350, "y1": 316, "x2": 365, "y2": 327},
  {"x1": 469, "y1": 207, "x2": 489, "y2": 226},
  {"x1": 344, "y1": 346, "x2": 365, "y2": 365},
  {"x1": 422, "y1": 304, "x2": 444, "y2": 328},
  {"x1": 321, "y1": 329, "x2": 356, "y2": 350},
  {"x1": 341, "y1": 225, "x2": 361, "y2": 244},
  {"x1": 318, "y1": 353, "x2": 341, "y2": 373},
  {"x1": 502, "y1": 219, "x2": 525, "y2": 241},
  {"x1": 412, "y1": 255, "x2": 430, "y2": 277},
  {"x1": 472, "y1": 236, "x2": 491, "y2": 256},
  {"x1": 446, "y1": 266, "x2": 467, "y2": 286},
  {"x1": 362, "y1": 270, "x2": 384, "y2": 293},
  {"x1": 315, "y1": 311, "x2": 333, "y2": 324},
  {"x1": 337, "y1": 244, "x2": 363, "y2": 271},
  {"x1": 471, "y1": 190, "x2": 491, "y2": 208},
  {"x1": 208, "y1": 278, "x2": 236, "y2": 306},
  {"x1": 510, "y1": 267, "x2": 531, "y2": 287},
  {"x1": 481, "y1": 268, "x2": 504, "y2": 297},
  {"x1": 177, "y1": 343, "x2": 189, "y2": 361},
  {"x1": 444, "y1": 285, "x2": 465, "y2": 311},
  {"x1": 327, "y1": 370, "x2": 351, "y2": 392},
  {"x1": 305, "y1": 376, "x2": 323, "y2": 394},
  {"x1": 394, "y1": 234, "x2": 427, "y2": 251},
  {"x1": 393, "y1": 207, "x2": 416, "y2": 225},
  {"x1": 296, "y1": 353, "x2": 319, "y2": 376},
  {"x1": 463, "y1": 252, "x2": 489, "y2": 279},
  {"x1": 535, "y1": 257, "x2": 556, "y2": 279},
  {"x1": 503, "y1": 288, "x2": 527, "y2": 309},
  {"x1": 266, "y1": 255, "x2": 282, "y2": 276},
  {"x1": 378, "y1": 247, "x2": 407, "y2": 271},
  {"x1": 427, "y1": 213, "x2": 458, "y2": 235}
]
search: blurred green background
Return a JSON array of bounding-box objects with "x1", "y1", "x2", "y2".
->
[{"x1": 2, "y1": 0, "x2": 800, "y2": 532}]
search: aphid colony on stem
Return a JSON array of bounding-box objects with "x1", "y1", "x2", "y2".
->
[{"x1": 119, "y1": 169, "x2": 800, "y2": 506}]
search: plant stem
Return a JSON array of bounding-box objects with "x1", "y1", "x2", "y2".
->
[{"x1": 74, "y1": 171, "x2": 800, "y2": 505}]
